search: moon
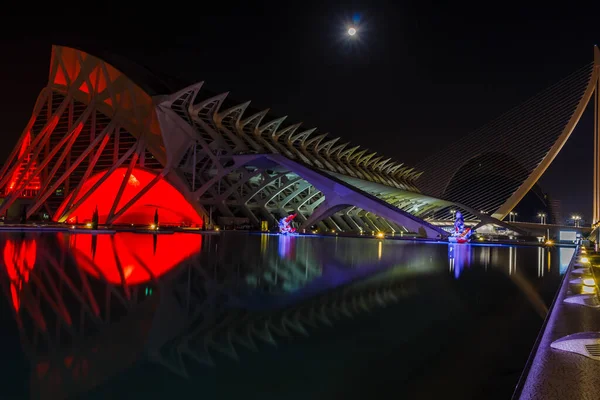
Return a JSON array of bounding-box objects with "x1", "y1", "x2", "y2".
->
[{"x1": 347, "y1": 27, "x2": 357, "y2": 36}]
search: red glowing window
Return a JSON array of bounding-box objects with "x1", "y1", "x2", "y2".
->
[
  {"x1": 78, "y1": 81, "x2": 90, "y2": 94},
  {"x1": 53, "y1": 66, "x2": 67, "y2": 86},
  {"x1": 6, "y1": 132, "x2": 41, "y2": 194},
  {"x1": 56, "y1": 167, "x2": 202, "y2": 227}
]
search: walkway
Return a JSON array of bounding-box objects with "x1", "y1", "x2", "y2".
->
[{"x1": 516, "y1": 246, "x2": 600, "y2": 399}]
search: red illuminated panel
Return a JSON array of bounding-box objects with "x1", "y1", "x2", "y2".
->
[
  {"x1": 79, "y1": 81, "x2": 90, "y2": 94},
  {"x1": 53, "y1": 66, "x2": 67, "y2": 86},
  {"x1": 69, "y1": 233, "x2": 201, "y2": 285},
  {"x1": 88, "y1": 65, "x2": 107, "y2": 94},
  {"x1": 61, "y1": 47, "x2": 81, "y2": 85},
  {"x1": 56, "y1": 167, "x2": 202, "y2": 226},
  {"x1": 7, "y1": 131, "x2": 41, "y2": 194},
  {"x1": 3, "y1": 239, "x2": 37, "y2": 310}
]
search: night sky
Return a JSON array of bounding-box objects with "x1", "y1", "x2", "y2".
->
[{"x1": 0, "y1": 6, "x2": 598, "y2": 222}]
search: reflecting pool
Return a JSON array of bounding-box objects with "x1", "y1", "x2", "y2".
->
[{"x1": 0, "y1": 231, "x2": 572, "y2": 399}]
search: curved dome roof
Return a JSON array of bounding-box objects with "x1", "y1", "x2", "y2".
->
[{"x1": 57, "y1": 43, "x2": 192, "y2": 96}]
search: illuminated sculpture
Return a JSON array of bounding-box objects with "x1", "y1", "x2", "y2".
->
[
  {"x1": 278, "y1": 213, "x2": 297, "y2": 234},
  {"x1": 448, "y1": 211, "x2": 472, "y2": 243}
]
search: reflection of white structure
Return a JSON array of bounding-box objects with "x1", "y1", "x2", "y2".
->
[
  {"x1": 158, "y1": 263, "x2": 418, "y2": 373},
  {"x1": 246, "y1": 235, "x2": 322, "y2": 293},
  {"x1": 0, "y1": 231, "x2": 440, "y2": 394},
  {"x1": 559, "y1": 247, "x2": 575, "y2": 275},
  {"x1": 538, "y1": 247, "x2": 546, "y2": 277},
  {"x1": 509, "y1": 247, "x2": 517, "y2": 275}
]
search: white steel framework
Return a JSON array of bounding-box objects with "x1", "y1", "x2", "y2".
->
[
  {"x1": 0, "y1": 45, "x2": 505, "y2": 238},
  {"x1": 418, "y1": 46, "x2": 600, "y2": 224}
]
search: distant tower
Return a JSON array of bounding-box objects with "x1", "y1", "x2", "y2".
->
[{"x1": 549, "y1": 199, "x2": 563, "y2": 225}]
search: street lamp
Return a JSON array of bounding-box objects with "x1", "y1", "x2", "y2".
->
[
  {"x1": 572, "y1": 215, "x2": 581, "y2": 227},
  {"x1": 509, "y1": 211, "x2": 517, "y2": 223},
  {"x1": 450, "y1": 209, "x2": 456, "y2": 219},
  {"x1": 537, "y1": 212, "x2": 547, "y2": 225}
]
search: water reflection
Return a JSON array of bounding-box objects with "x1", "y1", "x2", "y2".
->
[
  {"x1": 559, "y1": 247, "x2": 575, "y2": 275},
  {"x1": 68, "y1": 233, "x2": 202, "y2": 285},
  {"x1": 537, "y1": 247, "x2": 546, "y2": 277},
  {"x1": 0, "y1": 232, "x2": 569, "y2": 399},
  {"x1": 480, "y1": 246, "x2": 490, "y2": 270},
  {"x1": 448, "y1": 244, "x2": 473, "y2": 278},
  {"x1": 509, "y1": 246, "x2": 517, "y2": 275},
  {"x1": 3, "y1": 236, "x2": 36, "y2": 311},
  {"x1": 277, "y1": 234, "x2": 294, "y2": 258}
]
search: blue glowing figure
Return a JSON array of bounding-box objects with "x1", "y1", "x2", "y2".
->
[
  {"x1": 278, "y1": 213, "x2": 297, "y2": 235},
  {"x1": 448, "y1": 211, "x2": 473, "y2": 243}
]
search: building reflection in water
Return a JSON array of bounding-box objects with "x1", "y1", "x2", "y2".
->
[
  {"x1": 479, "y1": 246, "x2": 490, "y2": 270},
  {"x1": 0, "y1": 232, "x2": 204, "y2": 400},
  {"x1": 509, "y1": 246, "x2": 517, "y2": 275},
  {"x1": 448, "y1": 244, "x2": 556, "y2": 279},
  {"x1": 537, "y1": 247, "x2": 545, "y2": 277},
  {"x1": 0, "y1": 232, "x2": 562, "y2": 399},
  {"x1": 559, "y1": 247, "x2": 575, "y2": 275},
  {"x1": 3, "y1": 236, "x2": 36, "y2": 311},
  {"x1": 68, "y1": 233, "x2": 202, "y2": 285},
  {"x1": 0, "y1": 233, "x2": 433, "y2": 398},
  {"x1": 448, "y1": 244, "x2": 472, "y2": 279},
  {"x1": 278, "y1": 234, "x2": 295, "y2": 259}
]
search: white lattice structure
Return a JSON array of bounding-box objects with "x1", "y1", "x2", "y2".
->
[
  {"x1": 418, "y1": 46, "x2": 600, "y2": 226},
  {"x1": 0, "y1": 45, "x2": 515, "y2": 238}
]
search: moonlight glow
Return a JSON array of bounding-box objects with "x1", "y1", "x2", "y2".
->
[{"x1": 347, "y1": 27, "x2": 357, "y2": 36}]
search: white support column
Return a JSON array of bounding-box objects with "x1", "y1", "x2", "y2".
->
[{"x1": 595, "y1": 57, "x2": 600, "y2": 224}]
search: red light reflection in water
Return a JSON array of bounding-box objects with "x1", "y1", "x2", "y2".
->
[
  {"x1": 3, "y1": 239, "x2": 36, "y2": 310},
  {"x1": 69, "y1": 233, "x2": 202, "y2": 285}
]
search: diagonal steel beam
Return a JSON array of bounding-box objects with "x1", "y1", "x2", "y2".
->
[
  {"x1": 28, "y1": 124, "x2": 115, "y2": 219},
  {"x1": 57, "y1": 128, "x2": 113, "y2": 221},
  {"x1": 106, "y1": 140, "x2": 143, "y2": 222},
  {"x1": 0, "y1": 108, "x2": 92, "y2": 215},
  {"x1": 60, "y1": 141, "x2": 139, "y2": 222},
  {"x1": 107, "y1": 168, "x2": 168, "y2": 225},
  {"x1": 0, "y1": 94, "x2": 71, "y2": 191},
  {"x1": 0, "y1": 89, "x2": 52, "y2": 184},
  {"x1": 34, "y1": 118, "x2": 87, "y2": 196}
]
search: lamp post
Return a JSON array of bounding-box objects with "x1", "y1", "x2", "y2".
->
[
  {"x1": 572, "y1": 215, "x2": 581, "y2": 227},
  {"x1": 537, "y1": 212, "x2": 547, "y2": 225},
  {"x1": 509, "y1": 211, "x2": 517, "y2": 223},
  {"x1": 450, "y1": 209, "x2": 456, "y2": 219}
]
